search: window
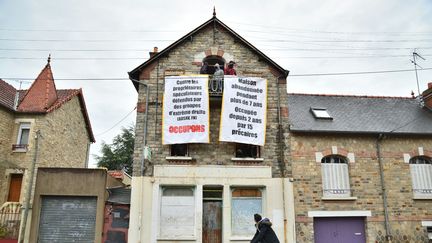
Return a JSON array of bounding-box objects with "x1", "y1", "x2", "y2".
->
[
  {"x1": 231, "y1": 188, "x2": 262, "y2": 237},
  {"x1": 310, "y1": 107, "x2": 332, "y2": 119},
  {"x1": 321, "y1": 155, "x2": 351, "y2": 198},
  {"x1": 235, "y1": 144, "x2": 260, "y2": 158},
  {"x1": 13, "y1": 123, "x2": 30, "y2": 151},
  {"x1": 203, "y1": 55, "x2": 225, "y2": 74},
  {"x1": 409, "y1": 156, "x2": 432, "y2": 198},
  {"x1": 170, "y1": 144, "x2": 188, "y2": 157},
  {"x1": 159, "y1": 187, "x2": 195, "y2": 239}
]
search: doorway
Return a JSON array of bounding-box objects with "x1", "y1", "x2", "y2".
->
[
  {"x1": 314, "y1": 217, "x2": 366, "y2": 243},
  {"x1": 202, "y1": 186, "x2": 223, "y2": 243},
  {"x1": 7, "y1": 174, "x2": 23, "y2": 202}
]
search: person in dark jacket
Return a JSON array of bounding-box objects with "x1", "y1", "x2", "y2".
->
[{"x1": 251, "y1": 214, "x2": 280, "y2": 243}]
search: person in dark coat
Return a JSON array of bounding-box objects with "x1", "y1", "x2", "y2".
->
[{"x1": 251, "y1": 214, "x2": 280, "y2": 243}]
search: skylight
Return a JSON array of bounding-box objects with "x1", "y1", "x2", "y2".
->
[{"x1": 310, "y1": 107, "x2": 332, "y2": 119}]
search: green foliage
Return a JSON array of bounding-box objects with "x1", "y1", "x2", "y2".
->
[
  {"x1": 0, "y1": 224, "x2": 9, "y2": 239},
  {"x1": 95, "y1": 125, "x2": 135, "y2": 175}
]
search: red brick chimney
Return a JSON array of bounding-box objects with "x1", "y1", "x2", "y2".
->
[
  {"x1": 149, "y1": 47, "x2": 158, "y2": 58},
  {"x1": 422, "y1": 82, "x2": 432, "y2": 109}
]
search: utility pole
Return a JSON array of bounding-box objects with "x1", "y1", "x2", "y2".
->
[
  {"x1": 18, "y1": 130, "x2": 41, "y2": 243},
  {"x1": 411, "y1": 50, "x2": 426, "y2": 97}
]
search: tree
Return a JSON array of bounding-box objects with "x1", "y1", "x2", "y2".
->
[{"x1": 95, "y1": 125, "x2": 135, "y2": 175}]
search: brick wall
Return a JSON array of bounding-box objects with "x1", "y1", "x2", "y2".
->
[
  {"x1": 132, "y1": 24, "x2": 289, "y2": 178},
  {"x1": 290, "y1": 133, "x2": 432, "y2": 242}
]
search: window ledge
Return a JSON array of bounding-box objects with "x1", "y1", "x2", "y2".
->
[
  {"x1": 166, "y1": 156, "x2": 193, "y2": 161},
  {"x1": 230, "y1": 236, "x2": 252, "y2": 241},
  {"x1": 231, "y1": 157, "x2": 264, "y2": 162},
  {"x1": 157, "y1": 237, "x2": 196, "y2": 241},
  {"x1": 322, "y1": 197, "x2": 357, "y2": 201},
  {"x1": 12, "y1": 149, "x2": 28, "y2": 153},
  {"x1": 413, "y1": 195, "x2": 432, "y2": 200}
]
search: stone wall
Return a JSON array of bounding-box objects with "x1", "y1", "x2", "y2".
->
[
  {"x1": 0, "y1": 96, "x2": 91, "y2": 205},
  {"x1": 290, "y1": 133, "x2": 432, "y2": 242},
  {"x1": 132, "y1": 24, "x2": 289, "y2": 178},
  {"x1": 0, "y1": 106, "x2": 15, "y2": 204}
]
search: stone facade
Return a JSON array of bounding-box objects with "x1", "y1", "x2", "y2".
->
[
  {"x1": 128, "y1": 17, "x2": 294, "y2": 243},
  {"x1": 290, "y1": 134, "x2": 432, "y2": 242},
  {"x1": 132, "y1": 23, "x2": 289, "y2": 177}
]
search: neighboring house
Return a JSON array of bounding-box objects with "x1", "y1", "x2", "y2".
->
[
  {"x1": 28, "y1": 168, "x2": 123, "y2": 243},
  {"x1": 287, "y1": 86, "x2": 432, "y2": 242},
  {"x1": 0, "y1": 59, "x2": 95, "y2": 241},
  {"x1": 103, "y1": 187, "x2": 131, "y2": 243},
  {"x1": 127, "y1": 12, "x2": 294, "y2": 243}
]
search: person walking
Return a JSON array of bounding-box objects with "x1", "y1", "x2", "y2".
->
[{"x1": 250, "y1": 214, "x2": 280, "y2": 243}]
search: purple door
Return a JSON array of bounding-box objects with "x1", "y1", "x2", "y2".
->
[{"x1": 314, "y1": 217, "x2": 366, "y2": 243}]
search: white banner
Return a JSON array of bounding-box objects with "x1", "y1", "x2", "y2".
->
[
  {"x1": 162, "y1": 76, "x2": 210, "y2": 145},
  {"x1": 219, "y1": 77, "x2": 267, "y2": 146}
]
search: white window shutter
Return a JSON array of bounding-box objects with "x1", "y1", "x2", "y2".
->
[
  {"x1": 322, "y1": 163, "x2": 350, "y2": 198},
  {"x1": 411, "y1": 164, "x2": 432, "y2": 197}
]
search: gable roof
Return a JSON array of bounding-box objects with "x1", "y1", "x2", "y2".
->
[
  {"x1": 287, "y1": 93, "x2": 432, "y2": 135},
  {"x1": 128, "y1": 15, "x2": 289, "y2": 90},
  {"x1": 0, "y1": 79, "x2": 17, "y2": 110},
  {"x1": 0, "y1": 64, "x2": 95, "y2": 142}
]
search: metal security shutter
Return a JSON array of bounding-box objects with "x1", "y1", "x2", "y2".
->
[{"x1": 38, "y1": 196, "x2": 97, "y2": 243}]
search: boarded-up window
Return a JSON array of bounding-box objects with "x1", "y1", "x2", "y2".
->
[
  {"x1": 410, "y1": 156, "x2": 432, "y2": 198},
  {"x1": 231, "y1": 188, "x2": 262, "y2": 237},
  {"x1": 321, "y1": 155, "x2": 351, "y2": 198},
  {"x1": 159, "y1": 187, "x2": 195, "y2": 238}
]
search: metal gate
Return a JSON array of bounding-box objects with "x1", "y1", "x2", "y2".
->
[
  {"x1": 313, "y1": 217, "x2": 366, "y2": 243},
  {"x1": 38, "y1": 196, "x2": 97, "y2": 243}
]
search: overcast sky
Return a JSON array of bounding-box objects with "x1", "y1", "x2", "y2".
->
[{"x1": 1, "y1": 0, "x2": 431, "y2": 167}]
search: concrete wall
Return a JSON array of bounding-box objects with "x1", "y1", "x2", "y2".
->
[
  {"x1": 28, "y1": 168, "x2": 107, "y2": 243},
  {"x1": 290, "y1": 133, "x2": 432, "y2": 242},
  {"x1": 128, "y1": 165, "x2": 295, "y2": 243}
]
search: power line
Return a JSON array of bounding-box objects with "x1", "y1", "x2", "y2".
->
[
  {"x1": 289, "y1": 67, "x2": 432, "y2": 77},
  {"x1": 2, "y1": 67, "x2": 432, "y2": 80},
  {"x1": 94, "y1": 107, "x2": 137, "y2": 137}
]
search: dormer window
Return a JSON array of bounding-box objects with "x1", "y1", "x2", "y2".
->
[{"x1": 311, "y1": 107, "x2": 332, "y2": 120}]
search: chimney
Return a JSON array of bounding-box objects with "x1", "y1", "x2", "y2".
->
[
  {"x1": 422, "y1": 82, "x2": 432, "y2": 109},
  {"x1": 149, "y1": 47, "x2": 158, "y2": 58},
  {"x1": 13, "y1": 91, "x2": 20, "y2": 110}
]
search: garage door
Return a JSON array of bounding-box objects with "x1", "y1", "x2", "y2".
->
[
  {"x1": 314, "y1": 217, "x2": 366, "y2": 243},
  {"x1": 38, "y1": 196, "x2": 97, "y2": 243}
]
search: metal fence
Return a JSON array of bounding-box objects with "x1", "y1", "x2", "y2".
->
[{"x1": 0, "y1": 202, "x2": 21, "y2": 239}]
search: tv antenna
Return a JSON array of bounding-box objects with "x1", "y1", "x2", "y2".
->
[{"x1": 410, "y1": 50, "x2": 426, "y2": 96}]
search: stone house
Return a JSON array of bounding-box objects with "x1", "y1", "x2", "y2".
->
[
  {"x1": 127, "y1": 12, "x2": 295, "y2": 243},
  {"x1": 287, "y1": 88, "x2": 432, "y2": 242},
  {"x1": 0, "y1": 59, "x2": 95, "y2": 241}
]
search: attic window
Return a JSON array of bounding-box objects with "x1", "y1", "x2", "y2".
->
[{"x1": 311, "y1": 107, "x2": 332, "y2": 119}]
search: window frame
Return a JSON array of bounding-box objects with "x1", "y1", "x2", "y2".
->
[
  {"x1": 230, "y1": 187, "x2": 263, "y2": 238},
  {"x1": 310, "y1": 107, "x2": 333, "y2": 120},
  {"x1": 235, "y1": 143, "x2": 261, "y2": 158},
  {"x1": 409, "y1": 156, "x2": 432, "y2": 199},
  {"x1": 12, "y1": 122, "x2": 31, "y2": 152},
  {"x1": 158, "y1": 186, "x2": 196, "y2": 240},
  {"x1": 321, "y1": 155, "x2": 352, "y2": 198},
  {"x1": 170, "y1": 144, "x2": 188, "y2": 157}
]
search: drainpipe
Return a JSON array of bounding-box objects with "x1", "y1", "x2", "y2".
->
[
  {"x1": 276, "y1": 75, "x2": 289, "y2": 243},
  {"x1": 376, "y1": 134, "x2": 392, "y2": 242},
  {"x1": 130, "y1": 78, "x2": 149, "y2": 243},
  {"x1": 19, "y1": 130, "x2": 41, "y2": 243}
]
